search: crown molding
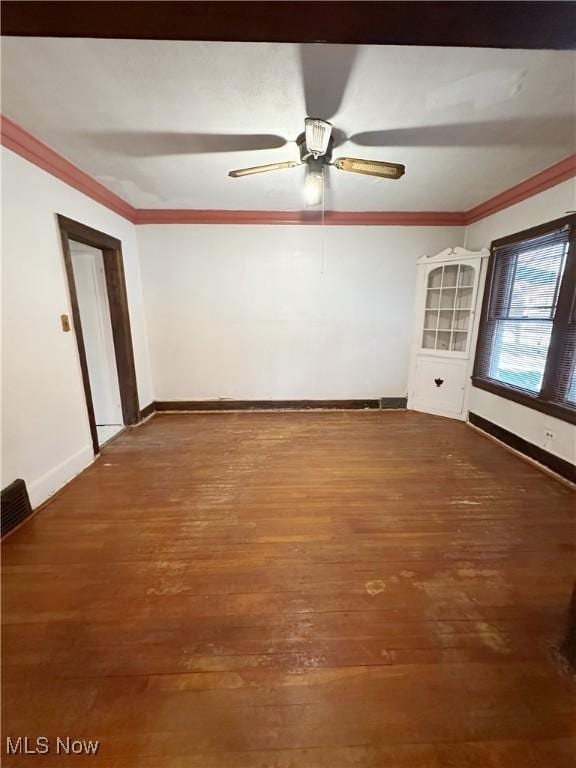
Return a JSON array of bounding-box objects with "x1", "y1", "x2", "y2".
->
[
  {"x1": 0, "y1": 115, "x2": 137, "y2": 222},
  {"x1": 2, "y1": 115, "x2": 574, "y2": 228},
  {"x1": 134, "y1": 209, "x2": 466, "y2": 226},
  {"x1": 465, "y1": 154, "x2": 576, "y2": 224}
]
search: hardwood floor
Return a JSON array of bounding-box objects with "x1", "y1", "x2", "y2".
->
[{"x1": 2, "y1": 411, "x2": 575, "y2": 767}]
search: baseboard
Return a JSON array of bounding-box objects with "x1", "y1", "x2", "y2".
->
[
  {"x1": 139, "y1": 402, "x2": 155, "y2": 420},
  {"x1": 468, "y1": 412, "x2": 575, "y2": 484},
  {"x1": 561, "y1": 586, "x2": 576, "y2": 669},
  {"x1": 380, "y1": 398, "x2": 408, "y2": 409},
  {"x1": 26, "y1": 444, "x2": 94, "y2": 508},
  {"x1": 153, "y1": 398, "x2": 407, "y2": 412}
]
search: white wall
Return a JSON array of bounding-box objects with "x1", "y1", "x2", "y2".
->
[
  {"x1": 1, "y1": 149, "x2": 153, "y2": 507},
  {"x1": 465, "y1": 178, "x2": 576, "y2": 464},
  {"x1": 138, "y1": 224, "x2": 464, "y2": 401},
  {"x1": 3, "y1": 139, "x2": 573, "y2": 512}
]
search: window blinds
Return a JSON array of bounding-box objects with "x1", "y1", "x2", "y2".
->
[
  {"x1": 475, "y1": 221, "x2": 576, "y2": 413},
  {"x1": 548, "y1": 274, "x2": 576, "y2": 407}
]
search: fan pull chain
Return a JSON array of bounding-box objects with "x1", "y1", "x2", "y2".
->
[{"x1": 320, "y1": 166, "x2": 326, "y2": 275}]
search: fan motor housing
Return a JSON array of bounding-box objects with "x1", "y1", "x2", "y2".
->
[{"x1": 296, "y1": 133, "x2": 333, "y2": 165}]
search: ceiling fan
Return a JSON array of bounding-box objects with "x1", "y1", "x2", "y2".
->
[
  {"x1": 229, "y1": 116, "x2": 405, "y2": 206},
  {"x1": 88, "y1": 44, "x2": 573, "y2": 207},
  {"x1": 227, "y1": 46, "x2": 405, "y2": 206}
]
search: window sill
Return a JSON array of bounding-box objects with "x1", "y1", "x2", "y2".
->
[{"x1": 471, "y1": 377, "x2": 576, "y2": 426}]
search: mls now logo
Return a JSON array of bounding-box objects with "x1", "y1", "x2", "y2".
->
[
  {"x1": 6, "y1": 738, "x2": 50, "y2": 755},
  {"x1": 56, "y1": 737, "x2": 100, "y2": 755},
  {"x1": 6, "y1": 736, "x2": 100, "y2": 756}
]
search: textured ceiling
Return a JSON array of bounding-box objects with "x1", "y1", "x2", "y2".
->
[{"x1": 2, "y1": 38, "x2": 574, "y2": 211}]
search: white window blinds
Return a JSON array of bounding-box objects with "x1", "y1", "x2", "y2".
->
[{"x1": 474, "y1": 216, "x2": 576, "y2": 423}]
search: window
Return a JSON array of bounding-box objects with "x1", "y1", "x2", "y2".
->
[{"x1": 473, "y1": 214, "x2": 576, "y2": 424}]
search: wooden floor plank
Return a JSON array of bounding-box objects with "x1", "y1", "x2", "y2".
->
[{"x1": 2, "y1": 411, "x2": 575, "y2": 766}]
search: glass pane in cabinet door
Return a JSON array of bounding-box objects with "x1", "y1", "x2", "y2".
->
[
  {"x1": 443, "y1": 264, "x2": 459, "y2": 287},
  {"x1": 459, "y1": 265, "x2": 475, "y2": 287},
  {"x1": 436, "y1": 331, "x2": 451, "y2": 351},
  {"x1": 422, "y1": 330, "x2": 436, "y2": 349},
  {"x1": 428, "y1": 266, "x2": 444, "y2": 288},
  {"x1": 453, "y1": 309, "x2": 470, "y2": 330},
  {"x1": 455, "y1": 286, "x2": 472, "y2": 309},
  {"x1": 426, "y1": 289, "x2": 440, "y2": 309},
  {"x1": 438, "y1": 309, "x2": 453, "y2": 330},
  {"x1": 424, "y1": 309, "x2": 439, "y2": 330},
  {"x1": 440, "y1": 288, "x2": 456, "y2": 309},
  {"x1": 451, "y1": 331, "x2": 468, "y2": 352}
]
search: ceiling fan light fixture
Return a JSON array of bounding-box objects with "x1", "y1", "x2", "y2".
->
[
  {"x1": 304, "y1": 168, "x2": 324, "y2": 206},
  {"x1": 305, "y1": 118, "x2": 333, "y2": 158}
]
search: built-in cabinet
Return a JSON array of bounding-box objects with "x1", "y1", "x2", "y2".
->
[{"x1": 407, "y1": 247, "x2": 489, "y2": 420}]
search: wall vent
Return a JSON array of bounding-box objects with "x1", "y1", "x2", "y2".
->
[{"x1": 1, "y1": 478, "x2": 33, "y2": 537}]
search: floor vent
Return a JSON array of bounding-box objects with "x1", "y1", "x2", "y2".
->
[{"x1": 1, "y1": 478, "x2": 33, "y2": 538}]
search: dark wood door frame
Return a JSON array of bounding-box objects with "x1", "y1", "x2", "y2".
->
[{"x1": 57, "y1": 214, "x2": 140, "y2": 454}]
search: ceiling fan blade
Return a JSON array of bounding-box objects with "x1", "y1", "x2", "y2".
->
[
  {"x1": 333, "y1": 157, "x2": 405, "y2": 180},
  {"x1": 349, "y1": 130, "x2": 406, "y2": 148},
  {"x1": 229, "y1": 161, "x2": 301, "y2": 178},
  {"x1": 86, "y1": 131, "x2": 287, "y2": 156},
  {"x1": 350, "y1": 116, "x2": 575, "y2": 148},
  {"x1": 300, "y1": 44, "x2": 357, "y2": 121}
]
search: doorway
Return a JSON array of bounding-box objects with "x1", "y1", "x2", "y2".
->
[
  {"x1": 58, "y1": 215, "x2": 140, "y2": 455},
  {"x1": 70, "y1": 241, "x2": 124, "y2": 446}
]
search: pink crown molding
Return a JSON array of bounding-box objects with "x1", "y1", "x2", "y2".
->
[
  {"x1": 2, "y1": 116, "x2": 574, "y2": 227},
  {"x1": 134, "y1": 209, "x2": 466, "y2": 226},
  {"x1": 0, "y1": 115, "x2": 137, "y2": 222},
  {"x1": 466, "y1": 154, "x2": 576, "y2": 224}
]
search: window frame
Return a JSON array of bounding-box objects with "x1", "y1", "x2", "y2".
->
[{"x1": 472, "y1": 213, "x2": 576, "y2": 426}]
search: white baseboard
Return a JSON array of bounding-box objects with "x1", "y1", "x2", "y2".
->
[{"x1": 27, "y1": 444, "x2": 94, "y2": 508}]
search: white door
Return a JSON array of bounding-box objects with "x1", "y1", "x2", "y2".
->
[{"x1": 71, "y1": 244, "x2": 123, "y2": 427}]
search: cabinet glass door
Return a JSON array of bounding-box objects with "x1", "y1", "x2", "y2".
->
[{"x1": 422, "y1": 264, "x2": 475, "y2": 353}]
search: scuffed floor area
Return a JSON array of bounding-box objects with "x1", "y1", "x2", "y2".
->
[{"x1": 2, "y1": 411, "x2": 575, "y2": 766}]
